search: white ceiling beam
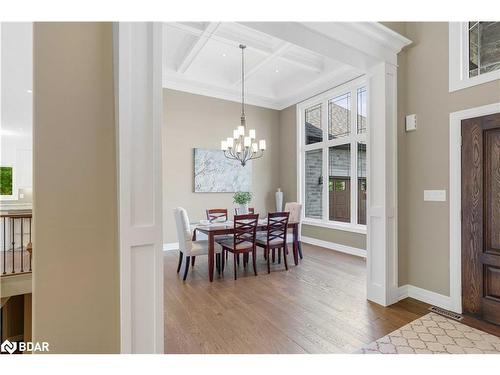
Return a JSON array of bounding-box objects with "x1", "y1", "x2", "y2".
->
[
  {"x1": 177, "y1": 22, "x2": 220, "y2": 74},
  {"x1": 238, "y1": 22, "x2": 372, "y2": 70},
  {"x1": 169, "y1": 22, "x2": 322, "y2": 73},
  {"x1": 234, "y1": 42, "x2": 291, "y2": 85},
  {"x1": 238, "y1": 22, "x2": 411, "y2": 69}
]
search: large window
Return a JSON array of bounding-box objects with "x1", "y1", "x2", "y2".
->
[
  {"x1": 449, "y1": 22, "x2": 500, "y2": 91},
  {"x1": 299, "y1": 79, "x2": 367, "y2": 233}
]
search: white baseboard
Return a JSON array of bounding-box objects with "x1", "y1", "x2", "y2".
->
[
  {"x1": 301, "y1": 236, "x2": 366, "y2": 258},
  {"x1": 163, "y1": 242, "x2": 179, "y2": 251},
  {"x1": 398, "y1": 284, "x2": 452, "y2": 311}
]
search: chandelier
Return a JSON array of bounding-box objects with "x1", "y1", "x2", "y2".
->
[{"x1": 220, "y1": 44, "x2": 266, "y2": 167}]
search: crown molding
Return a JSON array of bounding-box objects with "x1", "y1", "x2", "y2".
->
[{"x1": 163, "y1": 65, "x2": 361, "y2": 111}]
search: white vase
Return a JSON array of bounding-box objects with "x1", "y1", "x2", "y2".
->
[
  {"x1": 237, "y1": 203, "x2": 249, "y2": 215},
  {"x1": 275, "y1": 188, "x2": 283, "y2": 212}
]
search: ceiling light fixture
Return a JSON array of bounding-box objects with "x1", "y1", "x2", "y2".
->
[{"x1": 220, "y1": 44, "x2": 266, "y2": 167}]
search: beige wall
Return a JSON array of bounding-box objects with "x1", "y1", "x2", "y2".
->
[
  {"x1": 278, "y1": 105, "x2": 367, "y2": 249},
  {"x1": 163, "y1": 89, "x2": 281, "y2": 243},
  {"x1": 387, "y1": 22, "x2": 500, "y2": 294},
  {"x1": 33, "y1": 23, "x2": 120, "y2": 353}
]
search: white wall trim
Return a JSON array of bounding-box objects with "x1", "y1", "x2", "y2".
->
[
  {"x1": 163, "y1": 242, "x2": 179, "y2": 251},
  {"x1": 301, "y1": 236, "x2": 366, "y2": 258},
  {"x1": 449, "y1": 102, "x2": 500, "y2": 314},
  {"x1": 449, "y1": 22, "x2": 500, "y2": 92},
  {"x1": 398, "y1": 285, "x2": 452, "y2": 311},
  {"x1": 302, "y1": 219, "x2": 367, "y2": 235},
  {"x1": 114, "y1": 22, "x2": 164, "y2": 354}
]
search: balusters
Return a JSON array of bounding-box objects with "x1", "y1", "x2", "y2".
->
[
  {"x1": 0, "y1": 214, "x2": 33, "y2": 276},
  {"x1": 20, "y1": 218, "x2": 24, "y2": 273},
  {"x1": 11, "y1": 217, "x2": 15, "y2": 274},
  {"x1": 2, "y1": 217, "x2": 5, "y2": 275},
  {"x1": 29, "y1": 217, "x2": 32, "y2": 272}
]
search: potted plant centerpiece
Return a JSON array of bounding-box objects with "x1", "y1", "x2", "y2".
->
[{"x1": 233, "y1": 191, "x2": 252, "y2": 214}]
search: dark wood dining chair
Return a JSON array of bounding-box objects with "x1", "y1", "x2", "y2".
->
[
  {"x1": 206, "y1": 208, "x2": 228, "y2": 222},
  {"x1": 216, "y1": 213, "x2": 259, "y2": 280},
  {"x1": 205, "y1": 208, "x2": 234, "y2": 264},
  {"x1": 256, "y1": 212, "x2": 290, "y2": 273}
]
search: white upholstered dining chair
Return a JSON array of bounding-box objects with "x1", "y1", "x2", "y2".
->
[
  {"x1": 284, "y1": 202, "x2": 303, "y2": 259},
  {"x1": 173, "y1": 207, "x2": 222, "y2": 281}
]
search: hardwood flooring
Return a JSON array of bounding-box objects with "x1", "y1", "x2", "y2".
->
[{"x1": 164, "y1": 243, "x2": 430, "y2": 354}]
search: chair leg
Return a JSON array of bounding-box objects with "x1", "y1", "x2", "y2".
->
[
  {"x1": 176, "y1": 251, "x2": 183, "y2": 273},
  {"x1": 183, "y1": 256, "x2": 190, "y2": 281},
  {"x1": 237, "y1": 254, "x2": 240, "y2": 266},
  {"x1": 263, "y1": 248, "x2": 267, "y2": 260},
  {"x1": 252, "y1": 249, "x2": 258, "y2": 276},
  {"x1": 298, "y1": 242, "x2": 303, "y2": 259},
  {"x1": 272, "y1": 249, "x2": 275, "y2": 263},
  {"x1": 233, "y1": 254, "x2": 238, "y2": 280},
  {"x1": 221, "y1": 251, "x2": 225, "y2": 274},
  {"x1": 283, "y1": 246, "x2": 289, "y2": 270},
  {"x1": 243, "y1": 253, "x2": 247, "y2": 269},
  {"x1": 191, "y1": 256, "x2": 196, "y2": 266},
  {"x1": 278, "y1": 248, "x2": 281, "y2": 264},
  {"x1": 216, "y1": 254, "x2": 220, "y2": 275},
  {"x1": 267, "y1": 248, "x2": 271, "y2": 274},
  {"x1": 226, "y1": 249, "x2": 228, "y2": 260}
]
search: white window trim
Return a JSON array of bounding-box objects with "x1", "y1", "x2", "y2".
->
[
  {"x1": 0, "y1": 165, "x2": 18, "y2": 202},
  {"x1": 449, "y1": 22, "x2": 500, "y2": 92},
  {"x1": 297, "y1": 76, "x2": 367, "y2": 235}
]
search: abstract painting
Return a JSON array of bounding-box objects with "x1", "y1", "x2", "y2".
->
[{"x1": 194, "y1": 148, "x2": 252, "y2": 192}]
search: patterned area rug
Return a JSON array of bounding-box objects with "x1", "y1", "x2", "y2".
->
[{"x1": 358, "y1": 312, "x2": 500, "y2": 354}]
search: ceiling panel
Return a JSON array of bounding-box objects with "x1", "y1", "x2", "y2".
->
[{"x1": 162, "y1": 22, "x2": 360, "y2": 109}]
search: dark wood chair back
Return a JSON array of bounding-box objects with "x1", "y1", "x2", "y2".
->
[
  {"x1": 266, "y1": 212, "x2": 290, "y2": 247},
  {"x1": 234, "y1": 207, "x2": 255, "y2": 215},
  {"x1": 233, "y1": 214, "x2": 259, "y2": 248},
  {"x1": 206, "y1": 208, "x2": 228, "y2": 222}
]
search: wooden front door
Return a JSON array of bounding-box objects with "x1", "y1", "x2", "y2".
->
[
  {"x1": 329, "y1": 177, "x2": 350, "y2": 222},
  {"x1": 461, "y1": 112, "x2": 500, "y2": 325}
]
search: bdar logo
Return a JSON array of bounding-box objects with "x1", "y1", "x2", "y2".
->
[{"x1": 1, "y1": 340, "x2": 17, "y2": 354}]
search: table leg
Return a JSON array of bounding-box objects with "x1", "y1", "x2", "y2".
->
[
  {"x1": 208, "y1": 232, "x2": 214, "y2": 282},
  {"x1": 293, "y1": 224, "x2": 299, "y2": 266}
]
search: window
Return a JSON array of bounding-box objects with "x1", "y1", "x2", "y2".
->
[
  {"x1": 0, "y1": 167, "x2": 13, "y2": 196},
  {"x1": 449, "y1": 22, "x2": 500, "y2": 92},
  {"x1": 298, "y1": 79, "x2": 367, "y2": 233},
  {"x1": 468, "y1": 22, "x2": 500, "y2": 78}
]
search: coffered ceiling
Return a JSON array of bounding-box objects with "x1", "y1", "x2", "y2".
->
[{"x1": 163, "y1": 22, "x2": 364, "y2": 110}]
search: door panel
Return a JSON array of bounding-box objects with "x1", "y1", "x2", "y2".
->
[
  {"x1": 461, "y1": 113, "x2": 500, "y2": 325},
  {"x1": 485, "y1": 129, "x2": 500, "y2": 252}
]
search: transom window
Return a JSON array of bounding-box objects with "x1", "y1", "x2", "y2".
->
[
  {"x1": 449, "y1": 22, "x2": 500, "y2": 92},
  {"x1": 298, "y1": 79, "x2": 367, "y2": 233}
]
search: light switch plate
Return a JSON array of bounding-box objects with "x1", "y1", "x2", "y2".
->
[
  {"x1": 406, "y1": 114, "x2": 417, "y2": 131},
  {"x1": 424, "y1": 190, "x2": 446, "y2": 202}
]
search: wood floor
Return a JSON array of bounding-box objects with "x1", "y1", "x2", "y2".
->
[{"x1": 164, "y1": 243, "x2": 430, "y2": 354}]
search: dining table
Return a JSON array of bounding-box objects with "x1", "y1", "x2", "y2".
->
[{"x1": 192, "y1": 219, "x2": 300, "y2": 282}]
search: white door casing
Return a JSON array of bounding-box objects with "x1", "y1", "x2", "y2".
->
[{"x1": 114, "y1": 22, "x2": 164, "y2": 353}]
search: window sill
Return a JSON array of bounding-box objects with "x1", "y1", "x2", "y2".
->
[
  {"x1": 449, "y1": 70, "x2": 500, "y2": 92},
  {"x1": 302, "y1": 218, "x2": 367, "y2": 235}
]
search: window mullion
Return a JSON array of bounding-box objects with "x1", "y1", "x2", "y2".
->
[
  {"x1": 351, "y1": 88, "x2": 358, "y2": 226},
  {"x1": 322, "y1": 100, "x2": 329, "y2": 221}
]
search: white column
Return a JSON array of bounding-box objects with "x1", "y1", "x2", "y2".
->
[
  {"x1": 366, "y1": 62, "x2": 398, "y2": 306},
  {"x1": 114, "y1": 22, "x2": 164, "y2": 353}
]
